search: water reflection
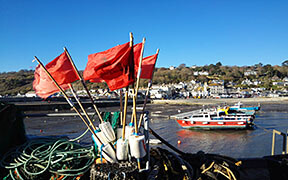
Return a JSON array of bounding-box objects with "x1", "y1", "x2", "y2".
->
[{"x1": 176, "y1": 129, "x2": 252, "y2": 156}]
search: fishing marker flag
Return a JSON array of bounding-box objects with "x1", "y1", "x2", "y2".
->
[
  {"x1": 139, "y1": 53, "x2": 158, "y2": 79},
  {"x1": 33, "y1": 64, "x2": 69, "y2": 99},
  {"x1": 83, "y1": 42, "x2": 135, "y2": 91},
  {"x1": 33, "y1": 52, "x2": 80, "y2": 99},
  {"x1": 45, "y1": 52, "x2": 80, "y2": 85},
  {"x1": 133, "y1": 42, "x2": 143, "y2": 77}
]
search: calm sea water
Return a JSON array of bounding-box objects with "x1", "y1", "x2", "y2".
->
[{"x1": 24, "y1": 102, "x2": 288, "y2": 159}]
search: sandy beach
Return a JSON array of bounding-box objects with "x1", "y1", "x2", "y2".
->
[{"x1": 151, "y1": 97, "x2": 288, "y2": 105}]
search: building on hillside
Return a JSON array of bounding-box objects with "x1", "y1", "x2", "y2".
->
[
  {"x1": 173, "y1": 82, "x2": 186, "y2": 89},
  {"x1": 253, "y1": 80, "x2": 262, "y2": 86},
  {"x1": 193, "y1": 71, "x2": 209, "y2": 76},
  {"x1": 241, "y1": 79, "x2": 253, "y2": 86},
  {"x1": 272, "y1": 81, "x2": 284, "y2": 86},
  {"x1": 25, "y1": 91, "x2": 37, "y2": 97},
  {"x1": 191, "y1": 85, "x2": 209, "y2": 98},
  {"x1": 208, "y1": 83, "x2": 225, "y2": 96},
  {"x1": 283, "y1": 77, "x2": 288, "y2": 82},
  {"x1": 150, "y1": 85, "x2": 173, "y2": 99},
  {"x1": 244, "y1": 70, "x2": 257, "y2": 76},
  {"x1": 169, "y1": 66, "x2": 175, "y2": 70}
]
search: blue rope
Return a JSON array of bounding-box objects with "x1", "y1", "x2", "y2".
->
[{"x1": 100, "y1": 144, "x2": 104, "y2": 163}]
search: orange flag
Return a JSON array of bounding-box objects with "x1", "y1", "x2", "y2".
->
[
  {"x1": 83, "y1": 42, "x2": 135, "y2": 91},
  {"x1": 33, "y1": 52, "x2": 80, "y2": 99}
]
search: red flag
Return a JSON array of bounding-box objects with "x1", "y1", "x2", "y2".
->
[
  {"x1": 140, "y1": 53, "x2": 158, "y2": 79},
  {"x1": 33, "y1": 52, "x2": 80, "y2": 99},
  {"x1": 89, "y1": 78, "x2": 105, "y2": 83},
  {"x1": 133, "y1": 43, "x2": 143, "y2": 77},
  {"x1": 33, "y1": 64, "x2": 69, "y2": 99},
  {"x1": 45, "y1": 52, "x2": 79, "y2": 85},
  {"x1": 83, "y1": 42, "x2": 135, "y2": 91}
]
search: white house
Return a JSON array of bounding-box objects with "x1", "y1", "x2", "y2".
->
[
  {"x1": 25, "y1": 91, "x2": 37, "y2": 97},
  {"x1": 194, "y1": 71, "x2": 209, "y2": 76},
  {"x1": 244, "y1": 70, "x2": 257, "y2": 76},
  {"x1": 169, "y1": 66, "x2": 175, "y2": 70}
]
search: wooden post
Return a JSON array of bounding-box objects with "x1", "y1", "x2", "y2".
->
[
  {"x1": 138, "y1": 81, "x2": 152, "y2": 129},
  {"x1": 135, "y1": 38, "x2": 146, "y2": 96},
  {"x1": 69, "y1": 83, "x2": 97, "y2": 131},
  {"x1": 286, "y1": 130, "x2": 288, "y2": 154},
  {"x1": 130, "y1": 38, "x2": 145, "y2": 131},
  {"x1": 122, "y1": 32, "x2": 134, "y2": 139},
  {"x1": 33, "y1": 56, "x2": 102, "y2": 145},
  {"x1": 120, "y1": 89, "x2": 123, "y2": 125},
  {"x1": 64, "y1": 47, "x2": 104, "y2": 123},
  {"x1": 138, "y1": 49, "x2": 159, "y2": 129},
  {"x1": 132, "y1": 88, "x2": 138, "y2": 134},
  {"x1": 122, "y1": 89, "x2": 128, "y2": 139}
]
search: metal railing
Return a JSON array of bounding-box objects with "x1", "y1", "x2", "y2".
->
[{"x1": 271, "y1": 129, "x2": 288, "y2": 155}]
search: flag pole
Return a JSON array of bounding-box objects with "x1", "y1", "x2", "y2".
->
[
  {"x1": 33, "y1": 56, "x2": 103, "y2": 145},
  {"x1": 122, "y1": 88, "x2": 128, "y2": 139},
  {"x1": 122, "y1": 32, "x2": 133, "y2": 139},
  {"x1": 119, "y1": 89, "x2": 123, "y2": 125},
  {"x1": 130, "y1": 38, "x2": 145, "y2": 134},
  {"x1": 138, "y1": 49, "x2": 159, "y2": 129},
  {"x1": 68, "y1": 83, "x2": 97, "y2": 131},
  {"x1": 135, "y1": 38, "x2": 146, "y2": 96},
  {"x1": 64, "y1": 47, "x2": 104, "y2": 123}
]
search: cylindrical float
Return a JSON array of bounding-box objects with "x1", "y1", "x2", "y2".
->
[
  {"x1": 129, "y1": 135, "x2": 146, "y2": 159},
  {"x1": 125, "y1": 125, "x2": 135, "y2": 139},
  {"x1": 99, "y1": 122, "x2": 116, "y2": 142},
  {"x1": 116, "y1": 138, "x2": 128, "y2": 160}
]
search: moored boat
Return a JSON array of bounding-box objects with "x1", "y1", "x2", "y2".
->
[
  {"x1": 229, "y1": 101, "x2": 261, "y2": 111},
  {"x1": 173, "y1": 108, "x2": 254, "y2": 130}
]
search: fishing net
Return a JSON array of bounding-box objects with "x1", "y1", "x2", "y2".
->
[
  {"x1": 1, "y1": 138, "x2": 96, "y2": 180},
  {"x1": 90, "y1": 161, "x2": 139, "y2": 180}
]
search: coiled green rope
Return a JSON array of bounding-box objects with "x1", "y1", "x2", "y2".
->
[{"x1": 1, "y1": 138, "x2": 96, "y2": 179}]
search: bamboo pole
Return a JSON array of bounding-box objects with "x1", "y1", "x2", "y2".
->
[
  {"x1": 138, "y1": 81, "x2": 152, "y2": 129},
  {"x1": 68, "y1": 83, "x2": 97, "y2": 131},
  {"x1": 130, "y1": 38, "x2": 145, "y2": 128},
  {"x1": 33, "y1": 56, "x2": 103, "y2": 145},
  {"x1": 122, "y1": 32, "x2": 134, "y2": 139},
  {"x1": 132, "y1": 88, "x2": 138, "y2": 134},
  {"x1": 138, "y1": 49, "x2": 159, "y2": 129},
  {"x1": 135, "y1": 38, "x2": 146, "y2": 96},
  {"x1": 122, "y1": 89, "x2": 128, "y2": 139},
  {"x1": 119, "y1": 89, "x2": 123, "y2": 125},
  {"x1": 64, "y1": 47, "x2": 104, "y2": 123}
]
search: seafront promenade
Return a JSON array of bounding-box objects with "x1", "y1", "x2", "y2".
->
[{"x1": 152, "y1": 97, "x2": 288, "y2": 105}]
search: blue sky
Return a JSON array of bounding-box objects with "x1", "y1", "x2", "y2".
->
[{"x1": 0, "y1": 0, "x2": 288, "y2": 72}]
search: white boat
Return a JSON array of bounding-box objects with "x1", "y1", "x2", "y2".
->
[{"x1": 173, "y1": 108, "x2": 254, "y2": 130}]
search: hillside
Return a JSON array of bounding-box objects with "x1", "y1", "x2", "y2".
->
[{"x1": 0, "y1": 63, "x2": 287, "y2": 96}]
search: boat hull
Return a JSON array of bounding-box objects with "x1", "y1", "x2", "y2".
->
[
  {"x1": 176, "y1": 119, "x2": 251, "y2": 130},
  {"x1": 230, "y1": 106, "x2": 260, "y2": 111}
]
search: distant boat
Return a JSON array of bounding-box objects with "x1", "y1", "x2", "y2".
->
[
  {"x1": 173, "y1": 108, "x2": 254, "y2": 130},
  {"x1": 229, "y1": 102, "x2": 261, "y2": 111}
]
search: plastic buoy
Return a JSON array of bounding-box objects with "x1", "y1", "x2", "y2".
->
[
  {"x1": 178, "y1": 140, "x2": 181, "y2": 144},
  {"x1": 95, "y1": 158, "x2": 107, "y2": 164}
]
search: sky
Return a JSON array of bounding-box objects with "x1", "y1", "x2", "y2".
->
[{"x1": 0, "y1": 0, "x2": 288, "y2": 72}]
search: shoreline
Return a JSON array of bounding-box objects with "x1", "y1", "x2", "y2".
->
[{"x1": 151, "y1": 97, "x2": 288, "y2": 105}]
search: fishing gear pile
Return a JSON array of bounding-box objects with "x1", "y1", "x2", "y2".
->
[{"x1": 0, "y1": 138, "x2": 96, "y2": 179}]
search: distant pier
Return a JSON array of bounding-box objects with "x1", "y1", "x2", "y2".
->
[{"x1": 0, "y1": 97, "x2": 146, "y2": 111}]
